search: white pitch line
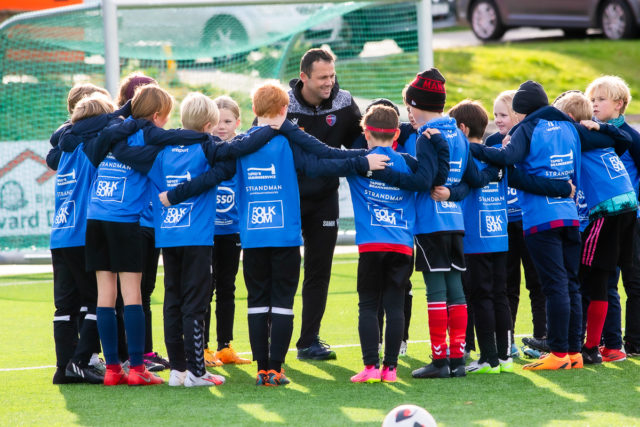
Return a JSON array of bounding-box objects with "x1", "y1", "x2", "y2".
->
[{"x1": 0, "y1": 334, "x2": 536, "y2": 371}]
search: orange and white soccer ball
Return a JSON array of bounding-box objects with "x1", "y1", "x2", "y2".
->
[{"x1": 382, "y1": 404, "x2": 437, "y2": 427}]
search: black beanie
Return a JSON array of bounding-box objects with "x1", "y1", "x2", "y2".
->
[
  {"x1": 366, "y1": 98, "x2": 400, "y2": 115},
  {"x1": 512, "y1": 80, "x2": 548, "y2": 115},
  {"x1": 405, "y1": 68, "x2": 446, "y2": 112}
]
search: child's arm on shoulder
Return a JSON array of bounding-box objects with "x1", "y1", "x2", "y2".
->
[
  {"x1": 209, "y1": 126, "x2": 278, "y2": 161},
  {"x1": 508, "y1": 167, "x2": 573, "y2": 198},
  {"x1": 161, "y1": 160, "x2": 236, "y2": 206},
  {"x1": 46, "y1": 145, "x2": 62, "y2": 171},
  {"x1": 432, "y1": 182, "x2": 470, "y2": 202},
  {"x1": 576, "y1": 121, "x2": 630, "y2": 154},
  {"x1": 291, "y1": 143, "x2": 386, "y2": 178},
  {"x1": 463, "y1": 151, "x2": 500, "y2": 188},
  {"x1": 368, "y1": 130, "x2": 440, "y2": 191},
  {"x1": 280, "y1": 120, "x2": 368, "y2": 158},
  {"x1": 470, "y1": 125, "x2": 531, "y2": 166},
  {"x1": 111, "y1": 141, "x2": 163, "y2": 174}
]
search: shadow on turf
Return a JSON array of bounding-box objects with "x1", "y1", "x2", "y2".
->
[{"x1": 54, "y1": 356, "x2": 640, "y2": 425}]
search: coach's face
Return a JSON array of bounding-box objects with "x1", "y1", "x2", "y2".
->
[{"x1": 300, "y1": 60, "x2": 335, "y2": 105}]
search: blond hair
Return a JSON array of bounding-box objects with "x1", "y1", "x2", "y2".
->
[
  {"x1": 252, "y1": 83, "x2": 289, "y2": 118},
  {"x1": 67, "y1": 83, "x2": 110, "y2": 114},
  {"x1": 70, "y1": 93, "x2": 116, "y2": 123},
  {"x1": 214, "y1": 95, "x2": 241, "y2": 120},
  {"x1": 180, "y1": 92, "x2": 220, "y2": 132},
  {"x1": 585, "y1": 75, "x2": 632, "y2": 114},
  {"x1": 553, "y1": 91, "x2": 592, "y2": 122},
  {"x1": 494, "y1": 90, "x2": 519, "y2": 125},
  {"x1": 131, "y1": 85, "x2": 174, "y2": 121}
]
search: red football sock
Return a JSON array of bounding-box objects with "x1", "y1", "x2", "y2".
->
[
  {"x1": 448, "y1": 304, "x2": 468, "y2": 359},
  {"x1": 106, "y1": 364, "x2": 121, "y2": 371},
  {"x1": 585, "y1": 300, "x2": 609, "y2": 349},
  {"x1": 552, "y1": 352, "x2": 567, "y2": 358},
  {"x1": 131, "y1": 364, "x2": 145, "y2": 373},
  {"x1": 428, "y1": 302, "x2": 448, "y2": 359}
]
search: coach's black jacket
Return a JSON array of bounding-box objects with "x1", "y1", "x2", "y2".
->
[{"x1": 287, "y1": 78, "x2": 362, "y2": 200}]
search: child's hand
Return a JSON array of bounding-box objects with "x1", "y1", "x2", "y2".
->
[
  {"x1": 431, "y1": 186, "x2": 450, "y2": 201},
  {"x1": 580, "y1": 120, "x2": 600, "y2": 131},
  {"x1": 159, "y1": 191, "x2": 172, "y2": 207},
  {"x1": 366, "y1": 153, "x2": 390, "y2": 170},
  {"x1": 422, "y1": 128, "x2": 441, "y2": 138},
  {"x1": 568, "y1": 179, "x2": 576, "y2": 199},
  {"x1": 502, "y1": 135, "x2": 511, "y2": 147}
]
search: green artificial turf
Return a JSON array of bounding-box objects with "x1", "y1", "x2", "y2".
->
[{"x1": 1, "y1": 254, "x2": 639, "y2": 426}]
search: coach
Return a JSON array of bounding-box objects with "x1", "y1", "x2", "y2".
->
[{"x1": 288, "y1": 48, "x2": 362, "y2": 360}]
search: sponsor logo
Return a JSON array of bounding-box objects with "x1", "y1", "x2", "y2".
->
[
  {"x1": 216, "y1": 186, "x2": 235, "y2": 213},
  {"x1": 369, "y1": 205, "x2": 407, "y2": 229},
  {"x1": 550, "y1": 152, "x2": 574, "y2": 168},
  {"x1": 161, "y1": 203, "x2": 193, "y2": 228},
  {"x1": 166, "y1": 171, "x2": 191, "y2": 188},
  {"x1": 247, "y1": 164, "x2": 276, "y2": 180},
  {"x1": 247, "y1": 200, "x2": 284, "y2": 229},
  {"x1": 449, "y1": 158, "x2": 463, "y2": 173},
  {"x1": 326, "y1": 114, "x2": 336, "y2": 126},
  {"x1": 435, "y1": 200, "x2": 461, "y2": 214},
  {"x1": 56, "y1": 170, "x2": 76, "y2": 187},
  {"x1": 52, "y1": 200, "x2": 75, "y2": 229},
  {"x1": 479, "y1": 209, "x2": 507, "y2": 238},
  {"x1": 322, "y1": 220, "x2": 336, "y2": 227},
  {"x1": 601, "y1": 152, "x2": 628, "y2": 179},
  {"x1": 93, "y1": 176, "x2": 125, "y2": 202}
]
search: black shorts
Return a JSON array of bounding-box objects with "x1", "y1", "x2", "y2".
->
[
  {"x1": 581, "y1": 210, "x2": 636, "y2": 271},
  {"x1": 357, "y1": 251, "x2": 413, "y2": 293},
  {"x1": 414, "y1": 232, "x2": 466, "y2": 272},
  {"x1": 85, "y1": 219, "x2": 143, "y2": 273}
]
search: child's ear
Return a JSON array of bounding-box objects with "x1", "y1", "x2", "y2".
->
[
  {"x1": 458, "y1": 123, "x2": 470, "y2": 137},
  {"x1": 393, "y1": 128, "x2": 401, "y2": 141},
  {"x1": 280, "y1": 104, "x2": 288, "y2": 116},
  {"x1": 202, "y1": 121, "x2": 214, "y2": 134}
]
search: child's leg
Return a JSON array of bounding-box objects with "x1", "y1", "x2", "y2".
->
[
  {"x1": 422, "y1": 272, "x2": 448, "y2": 359},
  {"x1": 491, "y1": 252, "x2": 512, "y2": 360},
  {"x1": 243, "y1": 247, "x2": 272, "y2": 372},
  {"x1": 139, "y1": 226, "x2": 160, "y2": 354},
  {"x1": 51, "y1": 249, "x2": 80, "y2": 372},
  {"x1": 357, "y1": 253, "x2": 384, "y2": 366},
  {"x1": 66, "y1": 247, "x2": 100, "y2": 367},
  {"x1": 602, "y1": 271, "x2": 622, "y2": 349},
  {"x1": 465, "y1": 254, "x2": 497, "y2": 365},
  {"x1": 268, "y1": 246, "x2": 301, "y2": 372},
  {"x1": 524, "y1": 228, "x2": 571, "y2": 355},
  {"x1": 120, "y1": 272, "x2": 144, "y2": 368},
  {"x1": 381, "y1": 253, "x2": 411, "y2": 367},
  {"x1": 403, "y1": 282, "x2": 412, "y2": 342},
  {"x1": 179, "y1": 246, "x2": 213, "y2": 377},
  {"x1": 522, "y1": 247, "x2": 547, "y2": 339},
  {"x1": 461, "y1": 261, "x2": 476, "y2": 353},
  {"x1": 213, "y1": 234, "x2": 241, "y2": 350},
  {"x1": 444, "y1": 270, "x2": 467, "y2": 361},
  {"x1": 162, "y1": 248, "x2": 187, "y2": 372},
  {"x1": 96, "y1": 271, "x2": 119, "y2": 366},
  {"x1": 562, "y1": 227, "x2": 582, "y2": 354},
  {"x1": 377, "y1": 296, "x2": 384, "y2": 347},
  {"x1": 621, "y1": 217, "x2": 640, "y2": 348},
  {"x1": 506, "y1": 221, "x2": 523, "y2": 330}
]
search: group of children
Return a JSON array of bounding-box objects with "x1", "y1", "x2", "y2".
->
[{"x1": 48, "y1": 61, "x2": 640, "y2": 387}]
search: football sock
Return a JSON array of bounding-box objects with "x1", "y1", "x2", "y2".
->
[
  {"x1": 96, "y1": 307, "x2": 119, "y2": 365},
  {"x1": 123, "y1": 304, "x2": 145, "y2": 368},
  {"x1": 585, "y1": 300, "x2": 608, "y2": 349},
  {"x1": 427, "y1": 301, "x2": 448, "y2": 359},
  {"x1": 448, "y1": 303, "x2": 467, "y2": 359}
]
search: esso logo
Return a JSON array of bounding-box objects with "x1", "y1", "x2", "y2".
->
[{"x1": 216, "y1": 186, "x2": 235, "y2": 213}]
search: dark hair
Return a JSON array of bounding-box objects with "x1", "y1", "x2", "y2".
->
[
  {"x1": 366, "y1": 98, "x2": 400, "y2": 116},
  {"x1": 300, "y1": 48, "x2": 335, "y2": 77},
  {"x1": 361, "y1": 105, "x2": 399, "y2": 142},
  {"x1": 448, "y1": 100, "x2": 489, "y2": 140}
]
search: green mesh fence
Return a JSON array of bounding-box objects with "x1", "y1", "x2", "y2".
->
[{"x1": 0, "y1": 0, "x2": 455, "y2": 251}]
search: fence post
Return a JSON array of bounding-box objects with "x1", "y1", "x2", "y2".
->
[
  {"x1": 416, "y1": 0, "x2": 433, "y2": 70},
  {"x1": 103, "y1": 0, "x2": 120, "y2": 97}
]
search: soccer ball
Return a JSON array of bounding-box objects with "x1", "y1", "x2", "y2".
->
[{"x1": 382, "y1": 404, "x2": 437, "y2": 427}]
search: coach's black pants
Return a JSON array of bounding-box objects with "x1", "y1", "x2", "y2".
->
[
  {"x1": 358, "y1": 252, "x2": 411, "y2": 367},
  {"x1": 506, "y1": 220, "x2": 547, "y2": 339},
  {"x1": 205, "y1": 233, "x2": 242, "y2": 349},
  {"x1": 163, "y1": 246, "x2": 212, "y2": 376},
  {"x1": 52, "y1": 247, "x2": 99, "y2": 369},
  {"x1": 297, "y1": 191, "x2": 339, "y2": 349},
  {"x1": 465, "y1": 252, "x2": 512, "y2": 365},
  {"x1": 244, "y1": 246, "x2": 300, "y2": 364}
]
